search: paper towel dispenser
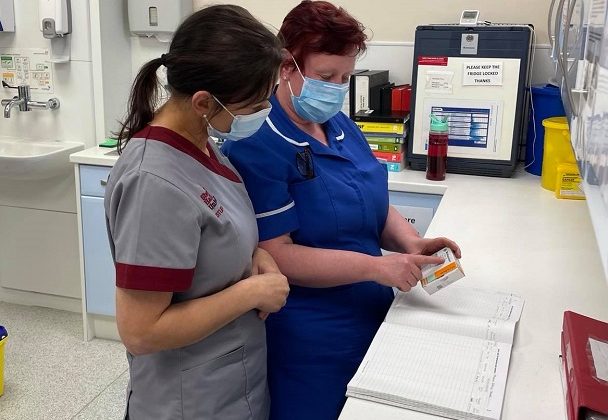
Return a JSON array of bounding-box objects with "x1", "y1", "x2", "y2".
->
[{"x1": 128, "y1": 0, "x2": 192, "y2": 42}]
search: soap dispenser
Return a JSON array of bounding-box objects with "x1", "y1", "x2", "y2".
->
[{"x1": 39, "y1": 0, "x2": 72, "y2": 63}]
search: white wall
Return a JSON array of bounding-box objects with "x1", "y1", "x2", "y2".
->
[
  {"x1": 0, "y1": 0, "x2": 95, "y2": 146},
  {"x1": 195, "y1": 0, "x2": 553, "y2": 44},
  {"x1": 130, "y1": 37, "x2": 168, "y2": 85},
  {"x1": 128, "y1": 1, "x2": 554, "y2": 89},
  {"x1": 0, "y1": 0, "x2": 95, "y2": 311},
  {"x1": 91, "y1": 0, "x2": 135, "y2": 142},
  {"x1": 129, "y1": 37, "x2": 555, "y2": 91}
]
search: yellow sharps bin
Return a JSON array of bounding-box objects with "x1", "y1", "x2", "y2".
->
[{"x1": 541, "y1": 117, "x2": 576, "y2": 191}]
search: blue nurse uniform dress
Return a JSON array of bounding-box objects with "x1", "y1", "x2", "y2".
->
[{"x1": 222, "y1": 95, "x2": 395, "y2": 420}]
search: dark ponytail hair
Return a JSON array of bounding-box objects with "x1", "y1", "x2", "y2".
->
[{"x1": 117, "y1": 5, "x2": 283, "y2": 151}]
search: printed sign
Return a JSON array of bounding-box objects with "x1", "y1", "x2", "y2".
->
[
  {"x1": 430, "y1": 105, "x2": 493, "y2": 149},
  {"x1": 425, "y1": 71, "x2": 454, "y2": 94},
  {"x1": 0, "y1": 48, "x2": 54, "y2": 92},
  {"x1": 418, "y1": 56, "x2": 448, "y2": 66},
  {"x1": 463, "y1": 62, "x2": 503, "y2": 86},
  {"x1": 461, "y1": 33, "x2": 479, "y2": 55}
]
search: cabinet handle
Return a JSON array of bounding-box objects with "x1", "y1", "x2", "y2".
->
[{"x1": 100, "y1": 179, "x2": 107, "y2": 187}]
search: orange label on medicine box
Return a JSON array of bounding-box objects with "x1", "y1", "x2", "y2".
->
[{"x1": 433, "y1": 261, "x2": 458, "y2": 279}]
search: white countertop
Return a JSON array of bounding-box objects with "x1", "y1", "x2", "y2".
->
[
  {"x1": 70, "y1": 146, "x2": 119, "y2": 166},
  {"x1": 341, "y1": 170, "x2": 608, "y2": 420},
  {"x1": 71, "y1": 146, "x2": 608, "y2": 418}
]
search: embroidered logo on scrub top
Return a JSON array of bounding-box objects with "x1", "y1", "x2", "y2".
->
[{"x1": 200, "y1": 188, "x2": 224, "y2": 218}]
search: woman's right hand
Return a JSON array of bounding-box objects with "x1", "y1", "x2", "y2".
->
[
  {"x1": 372, "y1": 253, "x2": 445, "y2": 292},
  {"x1": 244, "y1": 272, "x2": 290, "y2": 314}
]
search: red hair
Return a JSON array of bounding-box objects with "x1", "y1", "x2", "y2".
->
[{"x1": 278, "y1": 1, "x2": 367, "y2": 70}]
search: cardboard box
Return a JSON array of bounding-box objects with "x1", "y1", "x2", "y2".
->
[
  {"x1": 373, "y1": 150, "x2": 403, "y2": 163},
  {"x1": 385, "y1": 161, "x2": 406, "y2": 172},
  {"x1": 420, "y1": 247, "x2": 464, "y2": 294}
]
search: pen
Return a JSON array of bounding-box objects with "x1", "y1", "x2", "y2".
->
[{"x1": 296, "y1": 147, "x2": 315, "y2": 179}]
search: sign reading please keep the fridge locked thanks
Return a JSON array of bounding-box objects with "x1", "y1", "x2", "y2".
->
[{"x1": 463, "y1": 62, "x2": 504, "y2": 86}]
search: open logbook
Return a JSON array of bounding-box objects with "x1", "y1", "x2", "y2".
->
[{"x1": 346, "y1": 286, "x2": 524, "y2": 420}]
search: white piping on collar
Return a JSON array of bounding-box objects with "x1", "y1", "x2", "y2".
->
[
  {"x1": 266, "y1": 116, "x2": 346, "y2": 145},
  {"x1": 266, "y1": 117, "x2": 309, "y2": 147}
]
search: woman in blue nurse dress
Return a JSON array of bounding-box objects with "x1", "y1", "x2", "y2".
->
[{"x1": 222, "y1": 2, "x2": 461, "y2": 419}]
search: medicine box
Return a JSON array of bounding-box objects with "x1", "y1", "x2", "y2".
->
[{"x1": 420, "y1": 247, "x2": 465, "y2": 294}]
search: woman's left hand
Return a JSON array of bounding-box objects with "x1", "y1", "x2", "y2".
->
[
  {"x1": 252, "y1": 247, "x2": 281, "y2": 275},
  {"x1": 252, "y1": 247, "x2": 283, "y2": 320},
  {"x1": 407, "y1": 237, "x2": 462, "y2": 259}
]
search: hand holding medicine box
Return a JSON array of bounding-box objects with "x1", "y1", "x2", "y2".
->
[{"x1": 420, "y1": 247, "x2": 465, "y2": 294}]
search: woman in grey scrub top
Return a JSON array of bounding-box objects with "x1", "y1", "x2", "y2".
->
[{"x1": 104, "y1": 6, "x2": 289, "y2": 419}]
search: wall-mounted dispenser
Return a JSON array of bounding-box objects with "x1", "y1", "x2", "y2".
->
[
  {"x1": 128, "y1": 0, "x2": 193, "y2": 43},
  {"x1": 0, "y1": 0, "x2": 15, "y2": 32},
  {"x1": 39, "y1": 0, "x2": 71, "y2": 63}
]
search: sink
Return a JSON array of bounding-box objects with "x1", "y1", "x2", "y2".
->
[{"x1": 0, "y1": 138, "x2": 84, "y2": 180}]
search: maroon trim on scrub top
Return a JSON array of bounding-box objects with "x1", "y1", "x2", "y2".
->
[
  {"x1": 134, "y1": 125, "x2": 241, "y2": 183},
  {"x1": 115, "y1": 262, "x2": 194, "y2": 292}
]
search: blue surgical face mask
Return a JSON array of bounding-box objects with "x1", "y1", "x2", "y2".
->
[
  {"x1": 205, "y1": 96, "x2": 271, "y2": 141},
  {"x1": 288, "y1": 58, "x2": 349, "y2": 124}
]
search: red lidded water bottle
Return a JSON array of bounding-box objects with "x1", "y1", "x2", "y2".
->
[{"x1": 426, "y1": 114, "x2": 449, "y2": 181}]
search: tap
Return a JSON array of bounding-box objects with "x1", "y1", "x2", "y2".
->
[
  {"x1": 2, "y1": 96, "x2": 26, "y2": 118},
  {"x1": 2, "y1": 84, "x2": 29, "y2": 118},
  {"x1": 1, "y1": 82, "x2": 60, "y2": 118}
]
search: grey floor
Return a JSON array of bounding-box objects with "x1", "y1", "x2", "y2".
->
[{"x1": 0, "y1": 302, "x2": 128, "y2": 420}]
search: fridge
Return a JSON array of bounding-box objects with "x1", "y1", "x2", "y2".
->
[{"x1": 407, "y1": 24, "x2": 534, "y2": 177}]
